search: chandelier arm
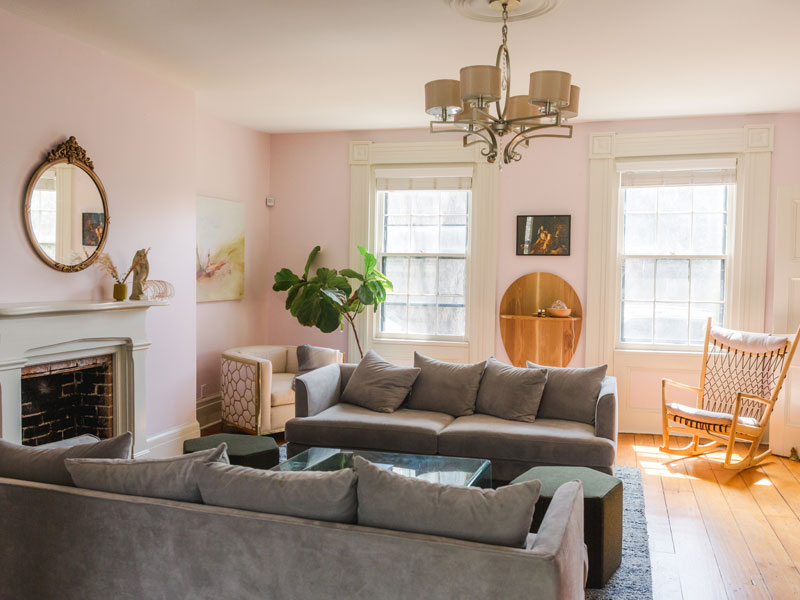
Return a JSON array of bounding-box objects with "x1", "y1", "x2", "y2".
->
[
  {"x1": 503, "y1": 123, "x2": 574, "y2": 163},
  {"x1": 430, "y1": 120, "x2": 498, "y2": 162}
]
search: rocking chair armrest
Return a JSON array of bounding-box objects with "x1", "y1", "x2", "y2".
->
[
  {"x1": 662, "y1": 378, "x2": 702, "y2": 394},
  {"x1": 735, "y1": 392, "x2": 773, "y2": 406}
]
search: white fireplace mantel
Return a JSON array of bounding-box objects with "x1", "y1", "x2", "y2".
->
[{"x1": 0, "y1": 300, "x2": 167, "y2": 456}]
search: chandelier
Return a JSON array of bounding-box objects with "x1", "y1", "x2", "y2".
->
[{"x1": 424, "y1": 0, "x2": 579, "y2": 164}]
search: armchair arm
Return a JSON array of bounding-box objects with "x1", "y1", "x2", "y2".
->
[
  {"x1": 595, "y1": 376, "x2": 618, "y2": 443},
  {"x1": 531, "y1": 481, "x2": 588, "y2": 599},
  {"x1": 294, "y1": 364, "x2": 343, "y2": 417}
]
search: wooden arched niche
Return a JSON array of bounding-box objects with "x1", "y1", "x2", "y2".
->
[{"x1": 499, "y1": 272, "x2": 582, "y2": 367}]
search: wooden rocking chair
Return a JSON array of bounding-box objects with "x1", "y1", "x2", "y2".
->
[{"x1": 660, "y1": 317, "x2": 800, "y2": 470}]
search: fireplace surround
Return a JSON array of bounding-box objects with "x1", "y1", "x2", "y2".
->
[{"x1": 0, "y1": 300, "x2": 165, "y2": 456}]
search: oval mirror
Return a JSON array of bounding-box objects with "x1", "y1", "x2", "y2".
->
[{"x1": 24, "y1": 137, "x2": 109, "y2": 272}]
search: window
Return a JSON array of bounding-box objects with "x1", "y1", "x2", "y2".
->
[
  {"x1": 376, "y1": 173, "x2": 471, "y2": 340},
  {"x1": 618, "y1": 161, "x2": 736, "y2": 348},
  {"x1": 29, "y1": 171, "x2": 58, "y2": 260}
]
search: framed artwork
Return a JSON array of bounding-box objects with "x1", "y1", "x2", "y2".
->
[
  {"x1": 516, "y1": 215, "x2": 571, "y2": 256},
  {"x1": 81, "y1": 212, "x2": 105, "y2": 246},
  {"x1": 196, "y1": 196, "x2": 245, "y2": 302}
]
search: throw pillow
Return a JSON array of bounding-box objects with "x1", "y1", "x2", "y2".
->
[
  {"x1": 475, "y1": 357, "x2": 548, "y2": 423},
  {"x1": 293, "y1": 344, "x2": 341, "y2": 390},
  {"x1": 527, "y1": 361, "x2": 608, "y2": 425},
  {"x1": 65, "y1": 443, "x2": 229, "y2": 503},
  {"x1": 354, "y1": 456, "x2": 540, "y2": 548},
  {"x1": 406, "y1": 353, "x2": 486, "y2": 416},
  {"x1": 340, "y1": 350, "x2": 420, "y2": 413},
  {"x1": 198, "y1": 462, "x2": 358, "y2": 523},
  {"x1": 0, "y1": 432, "x2": 132, "y2": 486}
]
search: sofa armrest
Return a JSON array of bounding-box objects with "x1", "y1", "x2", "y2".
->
[
  {"x1": 595, "y1": 376, "x2": 618, "y2": 443},
  {"x1": 531, "y1": 481, "x2": 588, "y2": 599},
  {"x1": 294, "y1": 364, "x2": 343, "y2": 417}
]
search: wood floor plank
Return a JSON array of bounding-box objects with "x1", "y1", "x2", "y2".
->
[{"x1": 632, "y1": 434, "x2": 675, "y2": 554}]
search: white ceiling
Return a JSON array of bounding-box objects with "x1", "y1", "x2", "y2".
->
[{"x1": 2, "y1": 0, "x2": 799, "y2": 132}]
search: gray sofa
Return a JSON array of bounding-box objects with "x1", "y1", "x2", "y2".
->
[
  {"x1": 287, "y1": 364, "x2": 618, "y2": 481},
  {"x1": 0, "y1": 475, "x2": 588, "y2": 599}
]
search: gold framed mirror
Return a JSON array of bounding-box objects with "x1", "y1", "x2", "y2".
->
[{"x1": 23, "y1": 136, "x2": 109, "y2": 272}]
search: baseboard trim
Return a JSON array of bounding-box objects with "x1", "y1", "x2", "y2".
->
[
  {"x1": 139, "y1": 420, "x2": 201, "y2": 458},
  {"x1": 197, "y1": 393, "x2": 222, "y2": 432}
]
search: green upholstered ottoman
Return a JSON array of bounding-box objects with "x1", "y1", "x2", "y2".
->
[
  {"x1": 183, "y1": 433, "x2": 280, "y2": 469},
  {"x1": 512, "y1": 466, "x2": 622, "y2": 588}
]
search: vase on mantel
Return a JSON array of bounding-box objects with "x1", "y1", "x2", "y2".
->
[{"x1": 113, "y1": 283, "x2": 128, "y2": 302}]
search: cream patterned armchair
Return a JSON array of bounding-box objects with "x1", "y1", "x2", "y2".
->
[{"x1": 221, "y1": 345, "x2": 343, "y2": 435}]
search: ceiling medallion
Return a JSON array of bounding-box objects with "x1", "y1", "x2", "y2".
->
[
  {"x1": 426, "y1": 0, "x2": 578, "y2": 164},
  {"x1": 447, "y1": 0, "x2": 560, "y2": 23}
]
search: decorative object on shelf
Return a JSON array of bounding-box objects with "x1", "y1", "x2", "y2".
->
[
  {"x1": 93, "y1": 249, "x2": 150, "y2": 302},
  {"x1": 546, "y1": 299, "x2": 572, "y2": 318},
  {"x1": 517, "y1": 215, "x2": 570, "y2": 255},
  {"x1": 196, "y1": 196, "x2": 245, "y2": 302},
  {"x1": 499, "y1": 272, "x2": 582, "y2": 367},
  {"x1": 424, "y1": 1, "x2": 579, "y2": 164},
  {"x1": 23, "y1": 136, "x2": 109, "y2": 272},
  {"x1": 273, "y1": 245, "x2": 393, "y2": 359},
  {"x1": 142, "y1": 280, "x2": 175, "y2": 301},
  {"x1": 129, "y1": 248, "x2": 150, "y2": 300}
]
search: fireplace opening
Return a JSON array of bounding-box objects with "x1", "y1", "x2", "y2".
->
[{"x1": 21, "y1": 355, "x2": 114, "y2": 446}]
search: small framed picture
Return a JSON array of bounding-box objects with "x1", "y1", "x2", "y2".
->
[
  {"x1": 516, "y1": 215, "x2": 571, "y2": 256},
  {"x1": 82, "y1": 212, "x2": 105, "y2": 247}
]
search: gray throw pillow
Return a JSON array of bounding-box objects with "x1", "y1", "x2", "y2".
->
[
  {"x1": 340, "y1": 350, "x2": 421, "y2": 413},
  {"x1": 0, "y1": 432, "x2": 132, "y2": 486},
  {"x1": 354, "y1": 456, "x2": 540, "y2": 548},
  {"x1": 65, "y1": 443, "x2": 229, "y2": 503},
  {"x1": 475, "y1": 357, "x2": 547, "y2": 423},
  {"x1": 527, "y1": 361, "x2": 608, "y2": 425},
  {"x1": 38, "y1": 434, "x2": 100, "y2": 449},
  {"x1": 406, "y1": 353, "x2": 486, "y2": 416},
  {"x1": 198, "y1": 462, "x2": 358, "y2": 523},
  {"x1": 293, "y1": 344, "x2": 341, "y2": 390}
]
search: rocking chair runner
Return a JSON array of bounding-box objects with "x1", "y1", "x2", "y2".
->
[{"x1": 660, "y1": 317, "x2": 800, "y2": 470}]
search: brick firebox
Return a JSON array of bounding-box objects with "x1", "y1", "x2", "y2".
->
[{"x1": 21, "y1": 355, "x2": 114, "y2": 446}]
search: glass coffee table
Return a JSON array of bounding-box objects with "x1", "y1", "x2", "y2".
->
[{"x1": 274, "y1": 447, "x2": 492, "y2": 488}]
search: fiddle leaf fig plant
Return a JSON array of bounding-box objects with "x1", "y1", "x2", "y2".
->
[{"x1": 272, "y1": 245, "x2": 393, "y2": 358}]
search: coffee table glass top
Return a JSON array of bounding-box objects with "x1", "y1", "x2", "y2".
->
[{"x1": 274, "y1": 447, "x2": 491, "y2": 488}]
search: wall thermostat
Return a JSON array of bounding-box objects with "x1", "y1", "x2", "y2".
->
[{"x1": 266, "y1": 196, "x2": 275, "y2": 207}]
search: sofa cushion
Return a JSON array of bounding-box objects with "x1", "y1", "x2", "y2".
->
[
  {"x1": 271, "y1": 373, "x2": 296, "y2": 406},
  {"x1": 0, "y1": 432, "x2": 132, "y2": 486},
  {"x1": 65, "y1": 444, "x2": 229, "y2": 503},
  {"x1": 527, "y1": 361, "x2": 608, "y2": 425},
  {"x1": 198, "y1": 462, "x2": 358, "y2": 523},
  {"x1": 475, "y1": 358, "x2": 548, "y2": 423},
  {"x1": 285, "y1": 403, "x2": 453, "y2": 455},
  {"x1": 354, "y1": 456, "x2": 541, "y2": 548},
  {"x1": 438, "y1": 414, "x2": 616, "y2": 469},
  {"x1": 406, "y1": 352, "x2": 486, "y2": 417},
  {"x1": 340, "y1": 350, "x2": 420, "y2": 413},
  {"x1": 292, "y1": 344, "x2": 341, "y2": 390}
]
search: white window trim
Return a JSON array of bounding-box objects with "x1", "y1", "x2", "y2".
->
[
  {"x1": 585, "y1": 125, "x2": 774, "y2": 433},
  {"x1": 349, "y1": 141, "x2": 498, "y2": 364}
]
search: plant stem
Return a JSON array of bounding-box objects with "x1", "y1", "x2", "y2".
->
[{"x1": 345, "y1": 313, "x2": 364, "y2": 359}]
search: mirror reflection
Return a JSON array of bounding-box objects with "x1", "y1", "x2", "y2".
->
[{"x1": 28, "y1": 164, "x2": 105, "y2": 266}]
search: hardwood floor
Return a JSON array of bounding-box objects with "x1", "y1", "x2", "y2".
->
[{"x1": 618, "y1": 434, "x2": 800, "y2": 599}]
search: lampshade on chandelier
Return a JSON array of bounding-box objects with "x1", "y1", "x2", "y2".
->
[{"x1": 424, "y1": 0, "x2": 579, "y2": 164}]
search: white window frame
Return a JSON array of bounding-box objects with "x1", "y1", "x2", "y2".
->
[
  {"x1": 349, "y1": 141, "x2": 498, "y2": 364},
  {"x1": 614, "y1": 160, "x2": 737, "y2": 352},
  {"x1": 585, "y1": 125, "x2": 774, "y2": 433}
]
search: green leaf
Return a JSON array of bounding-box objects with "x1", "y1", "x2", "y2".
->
[
  {"x1": 303, "y1": 246, "x2": 321, "y2": 279},
  {"x1": 273, "y1": 268, "x2": 300, "y2": 291},
  {"x1": 284, "y1": 281, "x2": 307, "y2": 310},
  {"x1": 358, "y1": 245, "x2": 377, "y2": 274},
  {"x1": 297, "y1": 295, "x2": 321, "y2": 326},
  {"x1": 321, "y1": 288, "x2": 346, "y2": 307},
  {"x1": 317, "y1": 302, "x2": 342, "y2": 333},
  {"x1": 340, "y1": 268, "x2": 364, "y2": 281}
]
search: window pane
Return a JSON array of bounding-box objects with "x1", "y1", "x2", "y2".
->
[
  {"x1": 410, "y1": 215, "x2": 438, "y2": 253},
  {"x1": 655, "y1": 259, "x2": 689, "y2": 301},
  {"x1": 408, "y1": 257, "x2": 436, "y2": 294},
  {"x1": 693, "y1": 185, "x2": 727, "y2": 212},
  {"x1": 621, "y1": 301, "x2": 653, "y2": 343},
  {"x1": 382, "y1": 257, "x2": 408, "y2": 294},
  {"x1": 438, "y1": 295, "x2": 465, "y2": 336},
  {"x1": 689, "y1": 303, "x2": 724, "y2": 344},
  {"x1": 408, "y1": 296, "x2": 436, "y2": 334},
  {"x1": 412, "y1": 192, "x2": 439, "y2": 215},
  {"x1": 440, "y1": 215, "x2": 468, "y2": 253},
  {"x1": 622, "y1": 258, "x2": 654, "y2": 301},
  {"x1": 440, "y1": 191, "x2": 468, "y2": 215},
  {"x1": 692, "y1": 213, "x2": 726, "y2": 255},
  {"x1": 691, "y1": 259, "x2": 725, "y2": 301},
  {"x1": 625, "y1": 188, "x2": 657, "y2": 212},
  {"x1": 385, "y1": 191, "x2": 409, "y2": 215},
  {"x1": 654, "y1": 302, "x2": 689, "y2": 345},
  {"x1": 624, "y1": 213, "x2": 657, "y2": 254},
  {"x1": 384, "y1": 215, "x2": 410, "y2": 252},
  {"x1": 658, "y1": 186, "x2": 692, "y2": 212},
  {"x1": 381, "y1": 295, "x2": 407, "y2": 334},
  {"x1": 438, "y1": 258, "x2": 465, "y2": 295},
  {"x1": 657, "y1": 213, "x2": 691, "y2": 254}
]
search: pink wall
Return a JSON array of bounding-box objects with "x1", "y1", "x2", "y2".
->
[
  {"x1": 195, "y1": 113, "x2": 271, "y2": 399},
  {"x1": 267, "y1": 113, "x2": 800, "y2": 364},
  {"x1": 0, "y1": 8, "x2": 196, "y2": 439}
]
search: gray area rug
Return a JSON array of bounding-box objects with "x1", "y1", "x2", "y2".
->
[
  {"x1": 277, "y1": 446, "x2": 652, "y2": 598},
  {"x1": 586, "y1": 465, "x2": 653, "y2": 599}
]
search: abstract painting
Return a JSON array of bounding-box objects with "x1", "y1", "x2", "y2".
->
[
  {"x1": 81, "y1": 212, "x2": 104, "y2": 246},
  {"x1": 516, "y1": 215, "x2": 571, "y2": 256},
  {"x1": 196, "y1": 196, "x2": 245, "y2": 302}
]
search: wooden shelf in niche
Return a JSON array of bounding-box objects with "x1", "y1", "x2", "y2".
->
[{"x1": 499, "y1": 272, "x2": 583, "y2": 368}]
